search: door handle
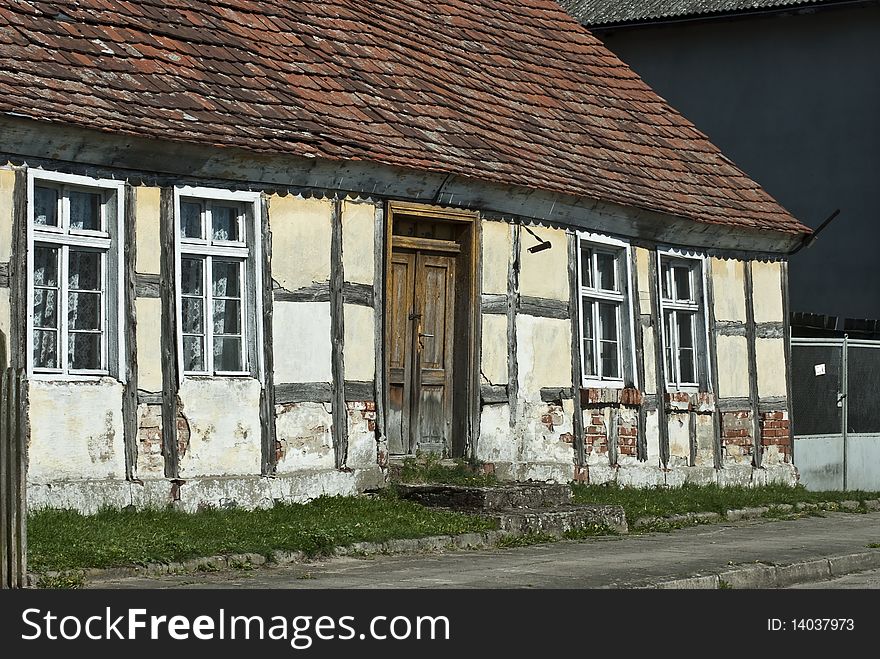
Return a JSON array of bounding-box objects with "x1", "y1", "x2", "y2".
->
[{"x1": 418, "y1": 333, "x2": 434, "y2": 338}]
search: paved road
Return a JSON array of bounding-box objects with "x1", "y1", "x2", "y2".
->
[{"x1": 86, "y1": 511, "x2": 880, "y2": 589}]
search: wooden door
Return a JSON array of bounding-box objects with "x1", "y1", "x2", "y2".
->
[{"x1": 387, "y1": 250, "x2": 456, "y2": 455}]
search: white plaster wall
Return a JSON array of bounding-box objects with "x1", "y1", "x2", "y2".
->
[
  {"x1": 0, "y1": 288, "x2": 10, "y2": 368},
  {"x1": 135, "y1": 297, "x2": 163, "y2": 392},
  {"x1": 516, "y1": 315, "x2": 571, "y2": 401},
  {"x1": 27, "y1": 379, "x2": 126, "y2": 482},
  {"x1": 752, "y1": 261, "x2": 784, "y2": 323},
  {"x1": 645, "y1": 409, "x2": 661, "y2": 465},
  {"x1": 667, "y1": 412, "x2": 690, "y2": 462},
  {"x1": 695, "y1": 413, "x2": 715, "y2": 466},
  {"x1": 135, "y1": 186, "x2": 161, "y2": 275},
  {"x1": 481, "y1": 220, "x2": 510, "y2": 295},
  {"x1": 756, "y1": 338, "x2": 788, "y2": 397},
  {"x1": 716, "y1": 335, "x2": 750, "y2": 399},
  {"x1": 711, "y1": 258, "x2": 746, "y2": 322},
  {"x1": 642, "y1": 325, "x2": 657, "y2": 395},
  {"x1": 635, "y1": 247, "x2": 652, "y2": 315},
  {"x1": 273, "y1": 301, "x2": 332, "y2": 383},
  {"x1": 0, "y1": 168, "x2": 13, "y2": 264},
  {"x1": 135, "y1": 402, "x2": 165, "y2": 478},
  {"x1": 274, "y1": 401, "x2": 335, "y2": 472},
  {"x1": 518, "y1": 400, "x2": 575, "y2": 466},
  {"x1": 346, "y1": 403, "x2": 378, "y2": 469},
  {"x1": 342, "y1": 200, "x2": 375, "y2": 285},
  {"x1": 477, "y1": 404, "x2": 515, "y2": 463},
  {"x1": 343, "y1": 304, "x2": 375, "y2": 382},
  {"x1": 480, "y1": 313, "x2": 508, "y2": 384},
  {"x1": 518, "y1": 226, "x2": 568, "y2": 301},
  {"x1": 269, "y1": 195, "x2": 332, "y2": 290},
  {"x1": 176, "y1": 377, "x2": 262, "y2": 478}
]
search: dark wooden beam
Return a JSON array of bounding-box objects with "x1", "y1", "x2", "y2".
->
[
  {"x1": 540, "y1": 386, "x2": 574, "y2": 403},
  {"x1": 9, "y1": 169, "x2": 26, "y2": 370},
  {"x1": 275, "y1": 382, "x2": 332, "y2": 404},
  {"x1": 135, "y1": 272, "x2": 160, "y2": 298},
  {"x1": 744, "y1": 262, "x2": 762, "y2": 468},
  {"x1": 781, "y1": 261, "x2": 795, "y2": 461},
  {"x1": 507, "y1": 225, "x2": 520, "y2": 428},
  {"x1": 704, "y1": 258, "x2": 723, "y2": 469},
  {"x1": 259, "y1": 195, "x2": 277, "y2": 476},
  {"x1": 273, "y1": 281, "x2": 330, "y2": 303},
  {"x1": 647, "y1": 250, "x2": 670, "y2": 467},
  {"x1": 342, "y1": 281, "x2": 374, "y2": 307},
  {"x1": 373, "y1": 203, "x2": 387, "y2": 448},
  {"x1": 158, "y1": 187, "x2": 180, "y2": 478},
  {"x1": 518, "y1": 296, "x2": 569, "y2": 320},
  {"x1": 567, "y1": 233, "x2": 586, "y2": 467},
  {"x1": 121, "y1": 184, "x2": 139, "y2": 481},
  {"x1": 329, "y1": 198, "x2": 348, "y2": 468},
  {"x1": 481, "y1": 384, "x2": 509, "y2": 404}
]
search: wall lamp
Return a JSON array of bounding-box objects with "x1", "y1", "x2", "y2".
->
[{"x1": 523, "y1": 225, "x2": 552, "y2": 253}]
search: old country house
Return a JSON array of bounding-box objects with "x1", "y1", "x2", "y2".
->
[{"x1": 0, "y1": 0, "x2": 810, "y2": 512}]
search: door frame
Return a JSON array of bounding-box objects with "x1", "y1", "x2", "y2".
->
[{"x1": 383, "y1": 201, "x2": 481, "y2": 458}]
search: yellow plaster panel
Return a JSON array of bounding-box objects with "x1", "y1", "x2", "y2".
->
[
  {"x1": 518, "y1": 226, "x2": 568, "y2": 301},
  {"x1": 716, "y1": 335, "x2": 750, "y2": 399},
  {"x1": 135, "y1": 297, "x2": 163, "y2": 392},
  {"x1": 342, "y1": 201, "x2": 375, "y2": 285},
  {"x1": 273, "y1": 301, "x2": 332, "y2": 383},
  {"x1": 756, "y1": 338, "x2": 787, "y2": 398},
  {"x1": 0, "y1": 169, "x2": 14, "y2": 263},
  {"x1": 343, "y1": 304, "x2": 375, "y2": 382},
  {"x1": 642, "y1": 324, "x2": 657, "y2": 395},
  {"x1": 481, "y1": 220, "x2": 510, "y2": 295},
  {"x1": 517, "y1": 315, "x2": 571, "y2": 397},
  {"x1": 480, "y1": 313, "x2": 508, "y2": 384},
  {"x1": 752, "y1": 261, "x2": 784, "y2": 323},
  {"x1": 636, "y1": 247, "x2": 652, "y2": 315},
  {"x1": 269, "y1": 195, "x2": 332, "y2": 291},
  {"x1": 711, "y1": 258, "x2": 746, "y2": 322},
  {"x1": 135, "y1": 187, "x2": 161, "y2": 275}
]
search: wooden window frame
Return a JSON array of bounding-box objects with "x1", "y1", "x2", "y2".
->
[
  {"x1": 173, "y1": 187, "x2": 263, "y2": 381},
  {"x1": 658, "y1": 249, "x2": 711, "y2": 391},
  {"x1": 26, "y1": 170, "x2": 125, "y2": 380},
  {"x1": 576, "y1": 232, "x2": 637, "y2": 389}
]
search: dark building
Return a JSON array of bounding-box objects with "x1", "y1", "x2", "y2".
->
[{"x1": 562, "y1": 0, "x2": 880, "y2": 321}]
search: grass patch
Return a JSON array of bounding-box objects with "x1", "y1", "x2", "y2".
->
[
  {"x1": 571, "y1": 482, "x2": 880, "y2": 526},
  {"x1": 397, "y1": 454, "x2": 498, "y2": 487},
  {"x1": 28, "y1": 493, "x2": 497, "y2": 573},
  {"x1": 867, "y1": 543, "x2": 880, "y2": 549},
  {"x1": 36, "y1": 572, "x2": 85, "y2": 589},
  {"x1": 495, "y1": 532, "x2": 558, "y2": 548}
]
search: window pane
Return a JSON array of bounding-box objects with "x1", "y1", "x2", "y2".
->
[
  {"x1": 183, "y1": 335, "x2": 205, "y2": 372},
  {"x1": 34, "y1": 186, "x2": 58, "y2": 226},
  {"x1": 674, "y1": 265, "x2": 691, "y2": 301},
  {"x1": 33, "y1": 289, "x2": 58, "y2": 329},
  {"x1": 180, "y1": 201, "x2": 203, "y2": 239},
  {"x1": 599, "y1": 303, "x2": 619, "y2": 378},
  {"x1": 33, "y1": 246, "x2": 58, "y2": 287},
  {"x1": 69, "y1": 190, "x2": 102, "y2": 231},
  {"x1": 68, "y1": 332, "x2": 101, "y2": 370},
  {"x1": 33, "y1": 330, "x2": 58, "y2": 369},
  {"x1": 181, "y1": 298, "x2": 204, "y2": 334},
  {"x1": 212, "y1": 259, "x2": 241, "y2": 297},
  {"x1": 677, "y1": 312, "x2": 694, "y2": 349},
  {"x1": 68, "y1": 292, "x2": 101, "y2": 330},
  {"x1": 213, "y1": 299, "x2": 241, "y2": 335},
  {"x1": 213, "y1": 336, "x2": 243, "y2": 371},
  {"x1": 679, "y1": 348, "x2": 696, "y2": 384},
  {"x1": 212, "y1": 205, "x2": 239, "y2": 242},
  {"x1": 661, "y1": 262, "x2": 671, "y2": 299},
  {"x1": 180, "y1": 258, "x2": 204, "y2": 295},
  {"x1": 581, "y1": 298, "x2": 595, "y2": 376},
  {"x1": 663, "y1": 309, "x2": 675, "y2": 381},
  {"x1": 68, "y1": 250, "x2": 101, "y2": 291},
  {"x1": 596, "y1": 252, "x2": 617, "y2": 291},
  {"x1": 580, "y1": 247, "x2": 593, "y2": 288}
]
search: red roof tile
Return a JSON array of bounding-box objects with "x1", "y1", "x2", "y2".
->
[{"x1": 0, "y1": 0, "x2": 809, "y2": 235}]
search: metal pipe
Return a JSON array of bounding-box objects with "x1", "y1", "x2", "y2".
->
[{"x1": 842, "y1": 333, "x2": 849, "y2": 491}]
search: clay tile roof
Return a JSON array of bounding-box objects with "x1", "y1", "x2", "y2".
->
[{"x1": 0, "y1": 0, "x2": 809, "y2": 235}]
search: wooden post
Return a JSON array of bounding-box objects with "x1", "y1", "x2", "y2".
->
[
  {"x1": 704, "y1": 258, "x2": 724, "y2": 469},
  {"x1": 259, "y1": 195, "x2": 277, "y2": 475},
  {"x1": 0, "y1": 369, "x2": 9, "y2": 588},
  {"x1": 330, "y1": 198, "x2": 348, "y2": 468},
  {"x1": 158, "y1": 187, "x2": 180, "y2": 478},
  {"x1": 567, "y1": 233, "x2": 585, "y2": 467},
  {"x1": 647, "y1": 250, "x2": 670, "y2": 467},
  {"x1": 0, "y1": 368, "x2": 27, "y2": 588},
  {"x1": 121, "y1": 184, "x2": 139, "y2": 481},
  {"x1": 744, "y1": 262, "x2": 762, "y2": 468},
  {"x1": 506, "y1": 224, "x2": 520, "y2": 428}
]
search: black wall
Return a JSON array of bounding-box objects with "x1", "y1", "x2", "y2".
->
[{"x1": 596, "y1": 4, "x2": 880, "y2": 318}]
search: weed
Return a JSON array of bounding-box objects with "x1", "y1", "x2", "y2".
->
[{"x1": 36, "y1": 571, "x2": 85, "y2": 589}]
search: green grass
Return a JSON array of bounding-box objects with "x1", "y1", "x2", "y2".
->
[
  {"x1": 28, "y1": 493, "x2": 497, "y2": 573},
  {"x1": 397, "y1": 454, "x2": 498, "y2": 486},
  {"x1": 572, "y1": 482, "x2": 880, "y2": 524}
]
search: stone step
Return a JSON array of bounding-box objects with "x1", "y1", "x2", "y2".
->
[
  {"x1": 490, "y1": 504, "x2": 629, "y2": 536},
  {"x1": 395, "y1": 482, "x2": 572, "y2": 511}
]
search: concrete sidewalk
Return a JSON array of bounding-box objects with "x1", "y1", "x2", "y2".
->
[{"x1": 85, "y1": 510, "x2": 880, "y2": 589}]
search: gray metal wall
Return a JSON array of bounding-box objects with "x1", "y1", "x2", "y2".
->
[{"x1": 595, "y1": 4, "x2": 880, "y2": 319}]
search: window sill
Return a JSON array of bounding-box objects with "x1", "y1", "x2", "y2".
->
[{"x1": 30, "y1": 372, "x2": 119, "y2": 384}]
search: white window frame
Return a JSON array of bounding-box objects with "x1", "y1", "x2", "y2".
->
[
  {"x1": 26, "y1": 170, "x2": 125, "y2": 380},
  {"x1": 576, "y1": 231, "x2": 638, "y2": 389},
  {"x1": 657, "y1": 248, "x2": 711, "y2": 391},
  {"x1": 173, "y1": 186, "x2": 263, "y2": 381}
]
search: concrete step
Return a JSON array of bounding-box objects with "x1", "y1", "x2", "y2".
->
[
  {"x1": 489, "y1": 504, "x2": 629, "y2": 536},
  {"x1": 395, "y1": 482, "x2": 572, "y2": 511}
]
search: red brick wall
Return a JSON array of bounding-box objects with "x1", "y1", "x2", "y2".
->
[{"x1": 760, "y1": 411, "x2": 791, "y2": 461}]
